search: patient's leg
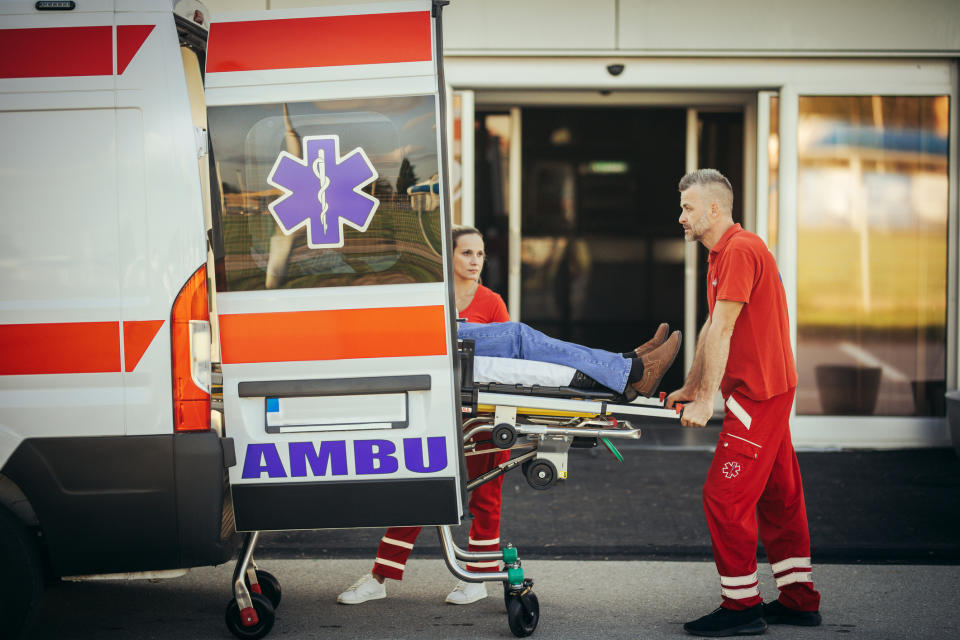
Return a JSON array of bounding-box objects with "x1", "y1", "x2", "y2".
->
[{"x1": 457, "y1": 321, "x2": 631, "y2": 393}]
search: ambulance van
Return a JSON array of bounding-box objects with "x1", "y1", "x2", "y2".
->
[{"x1": 1, "y1": 1, "x2": 464, "y2": 637}]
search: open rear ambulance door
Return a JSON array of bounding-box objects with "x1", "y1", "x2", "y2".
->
[{"x1": 205, "y1": 1, "x2": 463, "y2": 532}]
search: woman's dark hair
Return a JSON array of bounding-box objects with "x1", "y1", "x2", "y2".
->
[{"x1": 451, "y1": 225, "x2": 483, "y2": 249}]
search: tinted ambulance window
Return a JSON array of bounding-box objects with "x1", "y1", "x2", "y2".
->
[{"x1": 208, "y1": 96, "x2": 443, "y2": 291}]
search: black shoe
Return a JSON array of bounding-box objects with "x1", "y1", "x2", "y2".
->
[
  {"x1": 762, "y1": 600, "x2": 822, "y2": 626},
  {"x1": 683, "y1": 605, "x2": 767, "y2": 637}
]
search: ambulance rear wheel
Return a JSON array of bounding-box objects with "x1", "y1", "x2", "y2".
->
[
  {"x1": 0, "y1": 507, "x2": 44, "y2": 640},
  {"x1": 523, "y1": 459, "x2": 557, "y2": 490},
  {"x1": 225, "y1": 592, "x2": 275, "y2": 640},
  {"x1": 246, "y1": 569, "x2": 282, "y2": 608},
  {"x1": 506, "y1": 591, "x2": 539, "y2": 637}
]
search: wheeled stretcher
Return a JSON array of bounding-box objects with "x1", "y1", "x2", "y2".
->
[
  {"x1": 457, "y1": 339, "x2": 683, "y2": 492},
  {"x1": 223, "y1": 341, "x2": 682, "y2": 639}
]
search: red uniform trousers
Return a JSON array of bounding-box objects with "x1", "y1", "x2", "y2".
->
[
  {"x1": 703, "y1": 387, "x2": 821, "y2": 612},
  {"x1": 372, "y1": 446, "x2": 510, "y2": 580}
]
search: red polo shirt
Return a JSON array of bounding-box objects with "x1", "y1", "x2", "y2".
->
[
  {"x1": 459, "y1": 284, "x2": 509, "y2": 324},
  {"x1": 707, "y1": 223, "x2": 797, "y2": 401}
]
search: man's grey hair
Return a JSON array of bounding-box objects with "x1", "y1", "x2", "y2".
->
[{"x1": 678, "y1": 169, "x2": 733, "y2": 212}]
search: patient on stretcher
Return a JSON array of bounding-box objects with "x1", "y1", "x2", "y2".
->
[{"x1": 458, "y1": 321, "x2": 681, "y2": 400}]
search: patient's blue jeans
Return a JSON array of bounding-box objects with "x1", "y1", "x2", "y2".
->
[{"x1": 457, "y1": 321, "x2": 630, "y2": 393}]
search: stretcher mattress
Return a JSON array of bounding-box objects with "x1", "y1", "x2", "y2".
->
[{"x1": 473, "y1": 356, "x2": 576, "y2": 387}]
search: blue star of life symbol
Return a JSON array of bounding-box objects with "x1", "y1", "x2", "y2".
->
[{"x1": 266, "y1": 135, "x2": 379, "y2": 249}]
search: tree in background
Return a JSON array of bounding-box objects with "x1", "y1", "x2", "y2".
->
[{"x1": 396, "y1": 158, "x2": 419, "y2": 195}]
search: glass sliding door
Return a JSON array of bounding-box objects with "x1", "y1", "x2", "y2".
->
[
  {"x1": 517, "y1": 106, "x2": 688, "y2": 391},
  {"x1": 795, "y1": 96, "x2": 951, "y2": 417},
  {"x1": 449, "y1": 90, "x2": 475, "y2": 227},
  {"x1": 472, "y1": 111, "x2": 514, "y2": 303},
  {"x1": 757, "y1": 92, "x2": 780, "y2": 253}
]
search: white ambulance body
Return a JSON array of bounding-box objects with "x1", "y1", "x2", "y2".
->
[{"x1": 0, "y1": 0, "x2": 463, "y2": 636}]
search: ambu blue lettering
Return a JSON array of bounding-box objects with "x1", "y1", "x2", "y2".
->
[
  {"x1": 241, "y1": 443, "x2": 287, "y2": 479},
  {"x1": 289, "y1": 441, "x2": 348, "y2": 477},
  {"x1": 240, "y1": 436, "x2": 448, "y2": 479},
  {"x1": 354, "y1": 439, "x2": 399, "y2": 475},
  {"x1": 403, "y1": 436, "x2": 447, "y2": 473}
]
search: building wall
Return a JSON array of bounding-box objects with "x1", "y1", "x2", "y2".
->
[
  {"x1": 443, "y1": 0, "x2": 960, "y2": 55},
  {"x1": 202, "y1": 0, "x2": 960, "y2": 57}
]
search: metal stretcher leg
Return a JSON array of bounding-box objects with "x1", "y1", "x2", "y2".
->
[
  {"x1": 466, "y1": 450, "x2": 536, "y2": 491},
  {"x1": 224, "y1": 531, "x2": 278, "y2": 640},
  {"x1": 436, "y1": 525, "x2": 540, "y2": 637}
]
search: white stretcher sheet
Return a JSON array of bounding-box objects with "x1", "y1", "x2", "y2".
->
[{"x1": 473, "y1": 356, "x2": 576, "y2": 387}]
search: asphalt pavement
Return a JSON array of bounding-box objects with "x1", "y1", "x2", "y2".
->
[{"x1": 31, "y1": 559, "x2": 960, "y2": 639}]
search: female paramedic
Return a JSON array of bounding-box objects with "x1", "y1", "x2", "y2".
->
[
  {"x1": 337, "y1": 225, "x2": 513, "y2": 605},
  {"x1": 337, "y1": 227, "x2": 682, "y2": 605}
]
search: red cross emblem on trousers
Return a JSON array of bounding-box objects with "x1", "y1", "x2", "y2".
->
[{"x1": 722, "y1": 461, "x2": 741, "y2": 479}]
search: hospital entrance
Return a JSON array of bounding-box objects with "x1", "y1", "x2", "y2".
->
[{"x1": 469, "y1": 102, "x2": 745, "y2": 394}]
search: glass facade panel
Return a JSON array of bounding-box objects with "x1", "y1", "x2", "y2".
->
[
  {"x1": 473, "y1": 112, "x2": 513, "y2": 299},
  {"x1": 796, "y1": 96, "x2": 950, "y2": 416},
  {"x1": 450, "y1": 92, "x2": 463, "y2": 225},
  {"x1": 208, "y1": 96, "x2": 444, "y2": 291},
  {"x1": 768, "y1": 95, "x2": 779, "y2": 252}
]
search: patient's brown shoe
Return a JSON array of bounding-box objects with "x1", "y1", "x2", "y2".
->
[
  {"x1": 630, "y1": 330, "x2": 682, "y2": 397},
  {"x1": 634, "y1": 323, "x2": 669, "y2": 357}
]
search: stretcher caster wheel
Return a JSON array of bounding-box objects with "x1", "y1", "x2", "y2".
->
[
  {"x1": 247, "y1": 569, "x2": 282, "y2": 608},
  {"x1": 506, "y1": 590, "x2": 539, "y2": 637},
  {"x1": 225, "y1": 592, "x2": 275, "y2": 640},
  {"x1": 491, "y1": 423, "x2": 517, "y2": 449},
  {"x1": 523, "y1": 459, "x2": 557, "y2": 490}
]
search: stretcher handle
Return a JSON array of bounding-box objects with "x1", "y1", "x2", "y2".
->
[{"x1": 657, "y1": 391, "x2": 685, "y2": 420}]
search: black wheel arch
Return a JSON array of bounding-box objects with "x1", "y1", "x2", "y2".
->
[{"x1": 1, "y1": 432, "x2": 238, "y2": 577}]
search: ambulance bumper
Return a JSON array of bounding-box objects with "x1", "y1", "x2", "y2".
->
[{"x1": 2, "y1": 431, "x2": 239, "y2": 577}]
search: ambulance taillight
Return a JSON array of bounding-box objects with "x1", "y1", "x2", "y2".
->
[{"x1": 171, "y1": 265, "x2": 211, "y2": 431}]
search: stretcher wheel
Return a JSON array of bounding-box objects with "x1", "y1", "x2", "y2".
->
[
  {"x1": 506, "y1": 590, "x2": 540, "y2": 637},
  {"x1": 491, "y1": 423, "x2": 517, "y2": 449},
  {"x1": 225, "y1": 592, "x2": 275, "y2": 640},
  {"x1": 522, "y1": 459, "x2": 557, "y2": 490},
  {"x1": 247, "y1": 569, "x2": 282, "y2": 608}
]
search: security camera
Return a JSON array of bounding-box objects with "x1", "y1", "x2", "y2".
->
[{"x1": 606, "y1": 64, "x2": 625, "y2": 77}]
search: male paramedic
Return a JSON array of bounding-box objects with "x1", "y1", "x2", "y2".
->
[{"x1": 666, "y1": 169, "x2": 821, "y2": 637}]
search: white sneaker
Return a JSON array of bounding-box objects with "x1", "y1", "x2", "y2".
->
[
  {"x1": 445, "y1": 580, "x2": 488, "y2": 605},
  {"x1": 337, "y1": 573, "x2": 386, "y2": 604}
]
